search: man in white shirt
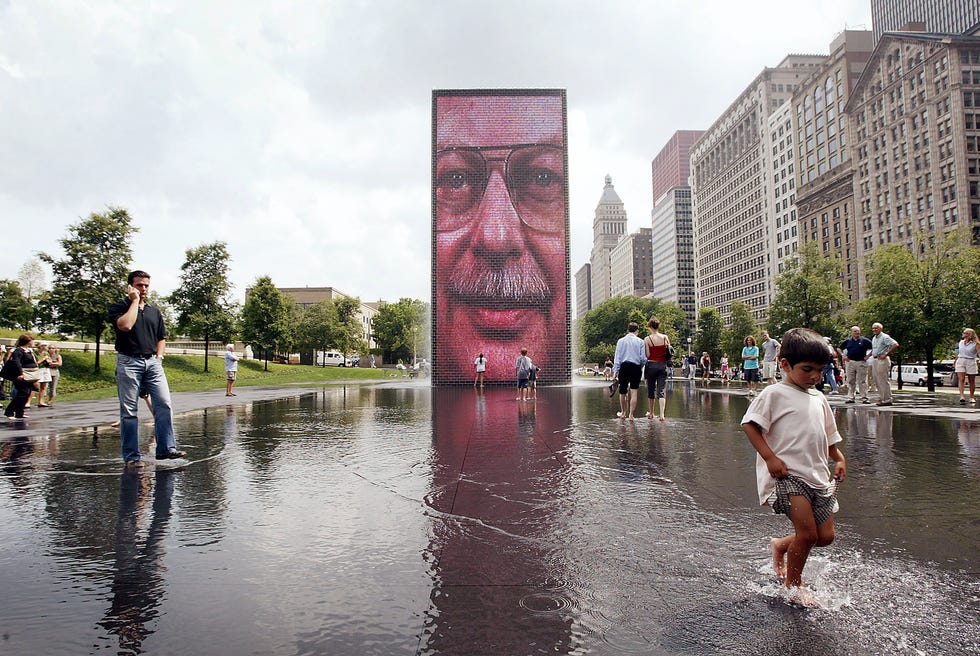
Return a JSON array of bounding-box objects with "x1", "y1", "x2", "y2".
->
[{"x1": 761, "y1": 331, "x2": 781, "y2": 384}]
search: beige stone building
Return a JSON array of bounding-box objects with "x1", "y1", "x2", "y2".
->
[
  {"x1": 791, "y1": 30, "x2": 874, "y2": 305},
  {"x1": 589, "y1": 175, "x2": 629, "y2": 307},
  {"x1": 845, "y1": 27, "x2": 980, "y2": 290},
  {"x1": 609, "y1": 228, "x2": 653, "y2": 299},
  {"x1": 276, "y1": 286, "x2": 378, "y2": 348}
]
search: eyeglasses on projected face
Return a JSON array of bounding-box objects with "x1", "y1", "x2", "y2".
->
[{"x1": 435, "y1": 143, "x2": 566, "y2": 234}]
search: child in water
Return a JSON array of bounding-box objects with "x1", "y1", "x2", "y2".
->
[{"x1": 741, "y1": 328, "x2": 846, "y2": 598}]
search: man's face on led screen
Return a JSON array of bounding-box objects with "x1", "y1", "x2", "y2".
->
[{"x1": 433, "y1": 93, "x2": 568, "y2": 384}]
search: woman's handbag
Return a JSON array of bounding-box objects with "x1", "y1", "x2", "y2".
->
[
  {"x1": 665, "y1": 345, "x2": 676, "y2": 367},
  {"x1": 21, "y1": 368, "x2": 44, "y2": 382}
]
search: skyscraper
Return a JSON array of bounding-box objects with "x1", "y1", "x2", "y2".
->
[
  {"x1": 691, "y1": 55, "x2": 826, "y2": 322},
  {"x1": 650, "y1": 130, "x2": 703, "y2": 330},
  {"x1": 589, "y1": 175, "x2": 628, "y2": 307},
  {"x1": 871, "y1": 0, "x2": 980, "y2": 43}
]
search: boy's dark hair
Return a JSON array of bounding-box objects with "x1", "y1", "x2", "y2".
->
[
  {"x1": 779, "y1": 328, "x2": 833, "y2": 366},
  {"x1": 627, "y1": 322, "x2": 639, "y2": 333},
  {"x1": 127, "y1": 270, "x2": 151, "y2": 285}
]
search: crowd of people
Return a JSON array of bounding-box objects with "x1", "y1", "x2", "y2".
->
[{"x1": 1, "y1": 335, "x2": 63, "y2": 420}]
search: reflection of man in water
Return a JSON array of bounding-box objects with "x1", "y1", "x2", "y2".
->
[
  {"x1": 100, "y1": 470, "x2": 175, "y2": 653},
  {"x1": 433, "y1": 92, "x2": 568, "y2": 384}
]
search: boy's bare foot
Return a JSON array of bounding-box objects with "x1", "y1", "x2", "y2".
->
[
  {"x1": 659, "y1": 415, "x2": 666, "y2": 422},
  {"x1": 770, "y1": 538, "x2": 787, "y2": 579},
  {"x1": 786, "y1": 585, "x2": 820, "y2": 608}
]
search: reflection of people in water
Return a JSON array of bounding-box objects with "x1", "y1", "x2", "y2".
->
[
  {"x1": 0, "y1": 435, "x2": 35, "y2": 494},
  {"x1": 99, "y1": 469, "x2": 176, "y2": 653}
]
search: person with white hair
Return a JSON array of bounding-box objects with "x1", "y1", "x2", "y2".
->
[
  {"x1": 225, "y1": 343, "x2": 240, "y2": 396},
  {"x1": 870, "y1": 323, "x2": 899, "y2": 406}
]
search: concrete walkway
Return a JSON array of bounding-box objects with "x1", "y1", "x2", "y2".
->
[{"x1": 0, "y1": 384, "x2": 324, "y2": 438}]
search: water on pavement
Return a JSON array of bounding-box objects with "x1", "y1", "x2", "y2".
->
[{"x1": 0, "y1": 381, "x2": 977, "y2": 655}]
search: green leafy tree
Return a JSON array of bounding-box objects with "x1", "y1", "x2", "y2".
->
[
  {"x1": 767, "y1": 240, "x2": 846, "y2": 338},
  {"x1": 0, "y1": 280, "x2": 33, "y2": 329},
  {"x1": 298, "y1": 300, "x2": 338, "y2": 365},
  {"x1": 334, "y1": 297, "x2": 368, "y2": 360},
  {"x1": 372, "y1": 298, "x2": 426, "y2": 365},
  {"x1": 241, "y1": 276, "x2": 290, "y2": 370},
  {"x1": 695, "y1": 306, "x2": 724, "y2": 365},
  {"x1": 38, "y1": 207, "x2": 137, "y2": 371},
  {"x1": 855, "y1": 229, "x2": 979, "y2": 390},
  {"x1": 168, "y1": 242, "x2": 239, "y2": 372},
  {"x1": 578, "y1": 295, "x2": 685, "y2": 365},
  {"x1": 723, "y1": 300, "x2": 759, "y2": 365}
]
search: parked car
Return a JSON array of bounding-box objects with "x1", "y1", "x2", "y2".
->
[
  {"x1": 890, "y1": 364, "x2": 944, "y2": 387},
  {"x1": 317, "y1": 351, "x2": 353, "y2": 367}
]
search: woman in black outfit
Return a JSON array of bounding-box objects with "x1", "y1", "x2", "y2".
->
[{"x1": 4, "y1": 334, "x2": 39, "y2": 420}]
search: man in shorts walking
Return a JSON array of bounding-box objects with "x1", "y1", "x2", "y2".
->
[
  {"x1": 225, "y1": 343, "x2": 240, "y2": 396},
  {"x1": 760, "y1": 330, "x2": 781, "y2": 384}
]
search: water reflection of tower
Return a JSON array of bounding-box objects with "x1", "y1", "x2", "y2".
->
[
  {"x1": 422, "y1": 387, "x2": 574, "y2": 653},
  {"x1": 99, "y1": 470, "x2": 176, "y2": 653}
]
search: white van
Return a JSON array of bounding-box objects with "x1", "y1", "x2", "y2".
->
[
  {"x1": 890, "y1": 364, "x2": 944, "y2": 386},
  {"x1": 317, "y1": 351, "x2": 350, "y2": 367}
]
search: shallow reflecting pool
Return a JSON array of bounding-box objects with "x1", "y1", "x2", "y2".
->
[{"x1": 1, "y1": 382, "x2": 977, "y2": 655}]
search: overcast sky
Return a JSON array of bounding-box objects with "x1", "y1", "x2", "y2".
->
[{"x1": 0, "y1": 0, "x2": 872, "y2": 304}]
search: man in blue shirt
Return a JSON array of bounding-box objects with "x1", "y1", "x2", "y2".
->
[
  {"x1": 839, "y1": 325, "x2": 873, "y2": 403},
  {"x1": 613, "y1": 322, "x2": 647, "y2": 421}
]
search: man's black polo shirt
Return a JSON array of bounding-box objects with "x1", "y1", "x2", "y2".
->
[{"x1": 108, "y1": 298, "x2": 167, "y2": 356}]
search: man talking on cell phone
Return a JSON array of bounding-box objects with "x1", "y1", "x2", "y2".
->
[{"x1": 108, "y1": 270, "x2": 186, "y2": 469}]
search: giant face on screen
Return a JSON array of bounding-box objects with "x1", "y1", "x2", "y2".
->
[{"x1": 432, "y1": 90, "x2": 570, "y2": 385}]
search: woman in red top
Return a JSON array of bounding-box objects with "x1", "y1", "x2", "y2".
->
[{"x1": 643, "y1": 317, "x2": 672, "y2": 422}]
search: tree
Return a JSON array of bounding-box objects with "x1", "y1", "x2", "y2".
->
[
  {"x1": 241, "y1": 276, "x2": 290, "y2": 370},
  {"x1": 578, "y1": 295, "x2": 686, "y2": 365},
  {"x1": 17, "y1": 260, "x2": 46, "y2": 302},
  {"x1": 0, "y1": 280, "x2": 33, "y2": 329},
  {"x1": 723, "y1": 300, "x2": 759, "y2": 365},
  {"x1": 856, "y1": 229, "x2": 979, "y2": 390},
  {"x1": 168, "y1": 242, "x2": 239, "y2": 372},
  {"x1": 695, "y1": 307, "x2": 724, "y2": 365},
  {"x1": 334, "y1": 297, "x2": 368, "y2": 359},
  {"x1": 372, "y1": 298, "x2": 426, "y2": 365},
  {"x1": 298, "y1": 300, "x2": 338, "y2": 365},
  {"x1": 767, "y1": 240, "x2": 846, "y2": 338},
  {"x1": 38, "y1": 207, "x2": 137, "y2": 371}
]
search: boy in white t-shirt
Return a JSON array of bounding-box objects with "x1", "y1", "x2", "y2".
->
[{"x1": 741, "y1": 328, "x2": 847, "y2": 595}]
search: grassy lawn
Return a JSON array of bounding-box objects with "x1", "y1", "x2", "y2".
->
[{"x1": 36, "y1": 350, "x2": 390, "y2": 402}]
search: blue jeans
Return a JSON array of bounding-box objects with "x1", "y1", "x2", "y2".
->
[{"x1": 115, "y1": 355, "x2": 177, "y2": 461}]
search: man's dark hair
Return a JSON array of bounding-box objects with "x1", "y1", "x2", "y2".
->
[
  {"x1": 627, "y1": 322, "x2": 639, "y2": 333},
  {"x1": 780, "y1": 328, "x2": 833, "y2": 366},
  {"x1": 127, "y1": 270, "x2": 151, "y2": 285}
]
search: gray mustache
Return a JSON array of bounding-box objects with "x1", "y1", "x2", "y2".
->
[{"x1": 447, "y1": 262, "x2": 551, "y2": 304}]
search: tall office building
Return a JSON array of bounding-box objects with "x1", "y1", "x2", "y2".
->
[
  {"x1": 651, "y1": 187, "x2": 696, "y2": 330},
  {"x1": 574, "y1": 263, "x2": 592, "y2": 318},
  {"x1": 846, "y1": 27, "x2": 980, "y2": 290},
  {"x1": 791, "y1": 30, "x2": 874, "y2": 305},
  {"x1": 651, "y1": 130, "x2": 705, "y2": 203},
  {"x1": 589, "y1": 175, "x2": 629, "y2": 307},
  {"x1": 766, "y1": 100, "x2": 798, "y2": 286},
  {"x1": 871, "y1": 0, "x2": 980, "y2": 43},
  {"x1": 650, "y1": 130, "x2": 702, "y2": 330},
  {"x1": 691, "y1": 54, "x2": 826, "y2": 322},
  {"x1": 609, "y1": 227, "x2": 654, "y2": 298}
]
